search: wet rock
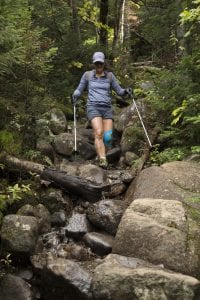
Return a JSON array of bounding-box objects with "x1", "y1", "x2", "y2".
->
[
  {"x1": 106, "y1": 147, "x2": 121, "y2": 164},
  {"x1": 51, "y1": 210, "x2": 66, "y2": 226},
  {"x1": 76, "y1": 139, "x2": 96, "y2": 160},
  {"x1": 41, "y1": 230, "x2": 62, "y2": 250},
  {"x1": 83, "y1": 232, "x2": 114, "y2": 256},
  {"x1": 86, "y1": 200, "x2": 126, "y2": 235},
  {"x1": 104, "y1": 180, "x2": 127, "y2": 197},
  {"x1": 91, "y1": 254, "x2": 200, "y2": 300},
  {"x1": 106, "y1": 169, "x2": 134, "y2": 184},
  {"x1": 0, "y1": 274, "x2": 34, "y2": 300},
  {"x1": 65, "y1": 212, "x2": 93, "y2": 239},
  {"x1": 40, "y1": 257, "x2": 92, "y2": 300},
  {"x1": 1, "y1": 214, "x2": 39, "y2": 256}
]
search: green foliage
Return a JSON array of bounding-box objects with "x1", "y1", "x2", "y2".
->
[
  {"x1": 191, "y1": 146, "x2": 200, "y2": 154},
  {"x1": 0, "y1": 183, "x2": 31, "y2": 211},
  {"x1": 136, "y1": 0, "x2": 183, "y2": 62},
  {"x1": 144, "y1": 64, "x2": 200, "y2": 147},
  {"x1": 0, "y1": 253, "x2": 12, "y2": 267},
  {"x1": 180, "y1": 0, "x2": 200, "y2": 40},
  {"x1": 150, "y1": 146, "x2": 188, "y2": 165},
  {"x1": 0, "y1": 130, "x2": 22, "y2": 154},
  {"x1": 25, "y1": 149, "x2": 52, "y2": 165}
]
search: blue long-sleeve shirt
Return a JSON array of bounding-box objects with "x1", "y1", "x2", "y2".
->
[{"x1": 73, "y1": 70, "x2": 126, "y2": 107}]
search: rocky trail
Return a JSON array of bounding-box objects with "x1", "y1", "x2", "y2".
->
[{"x1": 0, "y1": 94, "x2": 200, "y2": 300}]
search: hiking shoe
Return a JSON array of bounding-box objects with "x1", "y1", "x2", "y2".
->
[{"x1": 99, "y1": 158, "x2": 108, "y2": 169}]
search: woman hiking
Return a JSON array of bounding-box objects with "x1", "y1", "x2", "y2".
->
[{"x1": 72, "y1": 51, "x2": 131, "y2": 169}]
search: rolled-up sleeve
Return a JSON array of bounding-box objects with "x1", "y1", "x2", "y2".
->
[
  {"x1": 73, "y1": 72, "x2": 88, "y2": 97},
  {"x1": 111, "y1": 73, "x2": 126, "y2": 96}
]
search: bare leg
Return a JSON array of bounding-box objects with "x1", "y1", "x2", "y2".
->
[{"x1": 91, "y1": 117, "x2": 105, "y2": 158}]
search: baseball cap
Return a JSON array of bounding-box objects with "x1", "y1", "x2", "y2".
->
[{"x1": 92, "y1": 51, "x2": 105, "y2": 63}]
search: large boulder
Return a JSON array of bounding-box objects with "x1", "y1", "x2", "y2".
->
[
  {"x1": 91, "y1": 254, "x2": 200, "y2": 300},
  {"x1": 1, "y1": 214, "x2": 39, "y2": 256},
  {"x1": 125, "y1": 161, "x2": 200, "y2": 204},
  {"x1": 112, "y1": 198, "x2": 200, "y2": 276},
  {"x1": 17, "y1": 204, "x2": 51, "y2": 234},
  {"x1": 0, "y1": 274, "x2": 34, "y2": 300},
  {"x1": 31, "y1": 256, "x2": 92, "y2": 300},
  {"x1": 53, "y1": 132, "x2": 96, "y2": 159}
]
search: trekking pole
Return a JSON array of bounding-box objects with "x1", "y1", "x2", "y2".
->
[
  {"x1": 128, "y1": 89, "x2": 152, "y2": 148},
  {"x1": 73, "y1": 104, "x2": 77, "y2": 154}
]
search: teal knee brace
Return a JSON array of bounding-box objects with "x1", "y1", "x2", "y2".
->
[{"x1": 103, "y1": 130, "x2": 113, "y2": 148}]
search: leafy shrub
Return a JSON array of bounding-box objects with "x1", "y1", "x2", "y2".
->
[
  {"x1": 0, "y1": 183, "x2": 31, "y2": 212},
  {"x1": 0, "y1": 130, "x2": 22, "y2": 155},
  {"x1": 150, "y1": 146, "x2": 188, "y2": 165}
]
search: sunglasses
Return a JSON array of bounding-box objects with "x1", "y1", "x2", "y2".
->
[{"x1": 94, "y1": 61, "x2": 104, "y2": 66}]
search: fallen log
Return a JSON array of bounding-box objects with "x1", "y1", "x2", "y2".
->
[{"x1": 0, "y1": 154, "x2": 110, "y2": 201}]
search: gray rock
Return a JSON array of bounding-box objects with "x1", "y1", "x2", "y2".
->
[
  {"x1": 112, "y1": 198, "x2": 200, "y2": 276},
  {"x1": 49, "y1": 108, "x2": 67, "y2": 135},
  {"x1": 17, "y1": 203, "x2": 51, "y2": 234},
  {"x1": 53, "y1": 132, "x2": 96, "y2": 159},
  {"x1": 91, "y1": 254, "x2": 200, "y2": 300},
  {"x1": 78, "y1": 163, "x2": 107, "y2": 185},
  {"x1": 37, "y1": 257, "x2": 92, "y2": 299},
  {"x1": 34, "y1": 204, "x2": 51, "y2": 234},
  {"x1": 104, "y1": 180, "x2": 127, "y2": 198},
  {"x1": 65, "y1": 212, "x2": 93, "y2": 238},
  {"x1": 124, "y1": 151, "x2": 139, "y2": 166},
  {"x1": 161, "y1": 161, "x2": 200, "y2": 192},
  {"x1": 1, "y1": 214, "x2": 39, "y2": 255},
  {"x1": 83, "y1": 232, "x2": 114, "y2": 256},
  {"x1": 53, "y1": 132, "x2": 74, "y2": 156},
  {"x1": 125, "y1": 161, "x2": 200, "y2": 204},
  {"x1": 51, "y1": 210, "x2": 66, "y2": 226},
  {"x1": 87, "y1": 200, "x2": 126, "y2": 235},
  {"x1": 0, "y1": 274, "x2": 33, "y2": 300},
  {"x1": 106, "y1": 147, "x2": 121, "y2": 163},
  {"x1": 36, "y1": 139, "x2": 55, "y2": 162},
  {"x1": 17, "y1": 204, "x2": 35, "y2": 217},
  {"x1": 114, "y1": 103, "x2": 138, "y2": 133},
  {"x1": 40, "y1": 188, "x2": 73, "y2": 214}
]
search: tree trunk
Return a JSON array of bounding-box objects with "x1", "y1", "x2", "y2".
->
[
  {"x1": 1, "y1": 155, "x2": 110, "y2": 201},
  {"x1": 70, "y1": 0, "x2": 81, "y2": 44},
  {"x1": 99, "y1": 0, "x2": 109, "y2": 47},
  {"x1": 112, "y1": 0, "x2": 124, "y2": 54}
]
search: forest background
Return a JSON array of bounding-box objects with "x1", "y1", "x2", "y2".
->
[{"x1": 0, "y1": 0, "x2": 199, "y2": 165}]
